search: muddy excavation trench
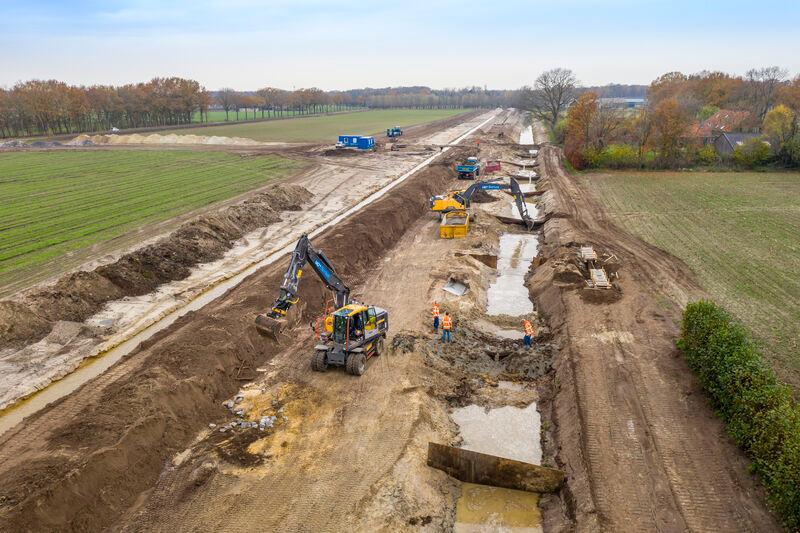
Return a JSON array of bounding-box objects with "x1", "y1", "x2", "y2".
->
[
  {"x1": 0, "y1": 110, "x2": 781, "y2": 533},
  {"x1": 0, "y1": 110, "x2": 556, "y2": 532}
]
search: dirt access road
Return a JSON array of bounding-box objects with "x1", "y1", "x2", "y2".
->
[{"x1": 534, "y1": 145, "x2": 779, "y2": 531}]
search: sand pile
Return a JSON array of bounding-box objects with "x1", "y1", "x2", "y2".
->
[{"x1": 67, "y1": 133, "x2": 269, "y2": 147}]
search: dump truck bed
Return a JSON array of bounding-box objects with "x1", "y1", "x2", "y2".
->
[{"x1": 440, "y1": 210, "x2": 469, "y2": 238}]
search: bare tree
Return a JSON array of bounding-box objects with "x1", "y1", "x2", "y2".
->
[
  {"x1": 521, "y1": 68, "x2": 578, "y2": 130},
  {"x1": 746, "y1": 66, "x2": 788, "y2": 120},
  {"x1": 217, "y1": 88, "x2": 236, "y2": 121},
  {"x1": 629, "y1": 107, "x2": 653, "y2": 166},
  {"x1": 590, "y1": 102, "x2": 625, "y2": 150}
]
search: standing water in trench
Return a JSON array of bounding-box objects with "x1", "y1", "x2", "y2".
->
[
  {"x1": 452, "y1": 402, "x2": 544, "y2": 533},
  {"x1": 519, "y1": 125, "x2": 534, "y2": 145},
  {"x1": 452, "y1": 129, "x2": 544, "y2": 529},
  {"x1": 486, "y1": 234, "x2": 539, "y2": 316},
  {"x1": 452, "y1": 402, "x2": 542, "y2": 465}
]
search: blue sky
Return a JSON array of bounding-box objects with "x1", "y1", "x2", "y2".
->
[{"x1": 1, "y1": 0, "x2": 798, "y2": 90}]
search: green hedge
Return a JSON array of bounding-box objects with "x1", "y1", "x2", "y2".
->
[{"x1": 678, "y1": 301, "x2": 800, "y2": 529}]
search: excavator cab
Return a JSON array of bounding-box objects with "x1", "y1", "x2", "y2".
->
[{"x1": 314, "y1": 304, "x2": 388, "y2": 375}]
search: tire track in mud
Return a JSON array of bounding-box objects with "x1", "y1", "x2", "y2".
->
[{"x1": 535, "y1": 145, "x2": 780, "y2": 532}]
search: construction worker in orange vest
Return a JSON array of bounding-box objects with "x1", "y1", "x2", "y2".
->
[
  {"x1": 431, "y1": 302, "x2": 440, "y2": 332},
  {"x1": 523, "y1": 319, "x2": 535, "y2": 348},
  {"x1": 441, "y1": 312, "x2": 453, "y2": 343}
]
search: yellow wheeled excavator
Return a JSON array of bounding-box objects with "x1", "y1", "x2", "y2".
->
[
  {"x1": 255, "y1": 235, "x2": 388, "y2": 376},
  {"x1": 429, "y1": 177, "x2": 535, "y2": 231}
]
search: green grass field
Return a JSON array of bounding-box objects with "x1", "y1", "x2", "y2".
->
[
  {"x1": 588, "y1": 171, "x2": 800, "y2": 388},
  {"x1": 177, "y1": 109, "x2": 471, "y2": 142},
  {"x1": 0, "y1": 151, "x2": 303, "y2": 287}
]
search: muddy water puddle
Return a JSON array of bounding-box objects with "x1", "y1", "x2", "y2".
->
[
  {"x1": 452, "y1": 402, "x2": 543, "y2": 531},
  {"x1": 486, "y1": 234, "x2": 539, "y2": 316},
  {"x1": 455, "y1": 483, "x2": 542, "y2": 533}
]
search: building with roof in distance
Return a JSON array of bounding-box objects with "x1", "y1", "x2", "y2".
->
[
  {"x1": 690, "y1": 109, "x2": 756, "y2": 142},
  {"x1": 713, "y1": 132, "x2": 769, "y2": 155},
  {"x1": 598, "y1": 97, "x2": 646, "y2": 109}
]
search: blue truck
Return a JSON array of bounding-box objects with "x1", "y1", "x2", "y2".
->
[
  {"x1": 455, "y1": 156, "x2": 481, "y2": 179},
  {"x1": 386, "y1": 126, "x2": 402, "y2": 138},
  {"x1": 337, "y1": 135, "x2": 375, "y2": 150}
]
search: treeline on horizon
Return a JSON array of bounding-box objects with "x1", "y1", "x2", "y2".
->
[
  {"x1": 0, "y1": 79, "x2": 529, "y2": 138},
  {"x1": 0, "y1": 75, "x2": 650, "y2": 139}
]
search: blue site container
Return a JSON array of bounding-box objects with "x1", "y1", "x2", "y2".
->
[
  {"x1": 356, "y1": 136, "x2": 374, "y2": 150},
  {"x1": 338, "y1": 135, "x2": 360, "y2": 147}
]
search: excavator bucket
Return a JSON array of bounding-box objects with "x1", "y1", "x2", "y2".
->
[{"x1": 255, "y1": 313, "x2": 286, "y2": 338}]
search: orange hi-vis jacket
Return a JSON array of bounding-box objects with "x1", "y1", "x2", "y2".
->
[
  {"x1": 442, "y1": 315, "x2": 452, "y2": 330},
  {"x1": 523, "y1": 320, "x2": 535, "y2": 336},
  {"x1": 432, "y1": 304, "x2": 440, "y2": 318}
]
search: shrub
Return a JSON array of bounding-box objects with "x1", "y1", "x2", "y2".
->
[
  {"x1": 696, "y1": 144, "x2": 718, "y2": 166},
  {"x1": 732, "y1": 137, "x2": 771, "y2": 168},
  {"x1": 783, "y1": 135, "x2": 800, "y2": 167},
  {"x1": 678, "y1": 301, "x2": 800, "y2": 529},
  {"x1": 596, "y1": 144, "x2": 639, "y2": 168},
  {"x1": 581, "y1": 147, "x2": 602, "y2": 168},
  {"x1": 552, "y1": 118, "x2": 567, "y2": 145}
]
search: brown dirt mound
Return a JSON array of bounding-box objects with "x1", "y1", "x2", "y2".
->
[
  {"x1": 0, "y1": 184, "x2": 311, "y2": 351},
  {"x1": 0, "y1": 302, "x2": 50, "y2": 347},
  {"x1": 455, "y1": 253, "x2": 497, "y2": 269},
  {"x1": 578, "y1": 287, "x2": 623, "y2": 305},
  {"x1": 0, "y1": 157, "x2": 455, "y2": 532},
  {"x1": 469, "y1": 189, "x2": 499, "y2": 204},
  {"x1": 27, "y1": 271, "x2": 125, "y2": 323},
  {"x1": 552, "y1": 262, "x2": 584, "y2": 286},
  {"x1": 321, "y1": 148, "x2": 358, "y2": 157}
]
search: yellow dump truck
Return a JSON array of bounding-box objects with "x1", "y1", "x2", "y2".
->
[{"x1": 439, "y1": 209, "x2": 470, "y2": 239}]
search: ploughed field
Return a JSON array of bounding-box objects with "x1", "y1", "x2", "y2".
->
[
  {"x1": 0, "y1": 150, "x2": 302, "y2": 289},
  {"x1": 174, "y1": 108, "x2": 470, "y2": 142},
  {"x1": 588, "y1": 170, "x2": 800, "y2": 389}
]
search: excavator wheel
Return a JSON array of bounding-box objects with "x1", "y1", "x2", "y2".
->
[
  {"x1": 311, "y1": 350, "x2": 328, "y2": 372},
  {"x1": 346, "y1": 353, "x2": 366, "y2": 376},
  {"x1": 373, "y1": 337, "x2": 384, "y2": 357}
]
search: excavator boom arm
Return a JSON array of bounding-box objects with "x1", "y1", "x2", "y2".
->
[
  {"x1": 453, "y1": 178, "x2": 504, "y2": 207},
  {"x1": 457, "y1": 178, "x2": 534, "y2": 230},
  {"x1": 509, "y1": 178, "x2": 535, "y2": 230},
  {"x1": 266, "y1": 235, "x2": 350, "y2": 320}
]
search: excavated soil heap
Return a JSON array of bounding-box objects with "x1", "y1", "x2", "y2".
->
[
  {"x1": 0, "y1": 158, "x2": 456, "y2": 531},
  {"x1": 0, "y1": 185, "x2": 311, "y2": 350}
]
